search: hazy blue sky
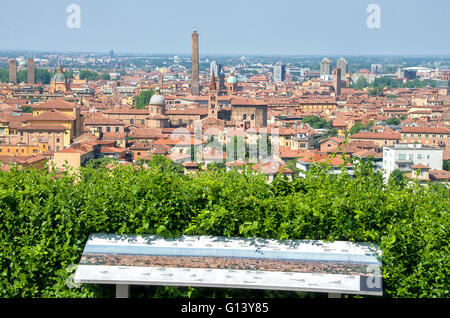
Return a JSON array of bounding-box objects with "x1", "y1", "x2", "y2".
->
[{"x1": 1, "y1": 0, "x2": 449, "y2": 55}]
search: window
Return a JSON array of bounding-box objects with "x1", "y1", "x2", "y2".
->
[
  {"x1": 243, "y1": 114, "x2": 247, "y2": 120},
  {"x1": 130, "y1": 119, "x2": 134, "y2": 124},
  {"x1": 57, "y1": 146, "x2": 60, "y2": 151},
  {"x1": 115, "y1": 127, "x2": 119, "y2": 133},
  {"x1": 251, "y1": 114, "x2": 255, "y2": 120},
  {"x1": 56, "y1": 138, "x2": 60, "y2": 143},
  {"x1": 418, "y1": 154, "x2": 422, "y2": 159},
  {"x1": 409, "y1": 154, "x2": 413, "y2": 160},
  {"x1": 107, "y1": 127, "x2": 111, "y2": 133},
  {"x1": 398, "y1": 154, "x2": 406, "y2": 160},
  {"x1": 141, "y1": 120, "x2": 145, "y2": 125}
]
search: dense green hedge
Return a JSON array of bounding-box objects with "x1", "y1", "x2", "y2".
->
[{"x1": 0, "y1": 157, "x2": 448, "y2": 298}]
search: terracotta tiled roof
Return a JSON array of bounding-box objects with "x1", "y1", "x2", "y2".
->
[
  {"x1": 182, "y1": 161, "x2": 199, "y2": 168},
  {"x1": 352, "y1": 131, "x2": 401, "y2": 140},
  {"x1": 100, "y1": 146, "x2": 127, "y2": 154},
  {"x1": 102, "y1": 132, "x2": 127, "y2": 140},
  {"x1": 34, "y1": 98, "x2": 76, "y2": 109},
  {"x1": 411, "y1": 164, "x2": 430, "y2": 169},
  {"x1": 401, "y1": 126, "x2": 450, "y2": 134},
  {"x1": 29, "y1": 109, "x2": 73, "y2": 121},
  {"x1": 231, "y1": 97, "x2": 266, "y2": 106},
  {"x1": 129, "y1": 128, "x2": 163, "y2": 139},
  {"x1": 429, "y1": 170, "x2": 450, "y2": 180},
  {"x1": 18, "y1": 124, "x2": 68, "y2": 131}
]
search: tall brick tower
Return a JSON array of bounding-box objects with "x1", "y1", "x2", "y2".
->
[
  {"x1": 333, "y1": 67, "x2": 341, "y2": 96},
  {"x1": 191, "y1": 28, "x2": 200, "y2": 95},
  {"x1": 9, "y1": 59, "x2": 17, "y2": 83},
  {"x1": 208, "y1": 71, "x2": 218, "y2": 118},
  {"x1": 27, "y1": 59, "x2": 35, "y2": 84}
]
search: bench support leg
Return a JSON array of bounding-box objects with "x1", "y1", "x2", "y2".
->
[{"x1": 116, "y1": 284, "x2": 129, "y2": 298}]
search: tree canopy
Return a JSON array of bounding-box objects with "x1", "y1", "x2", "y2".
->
[
  {"x1": 302, "y1": 116, "x2": 331, "y2": 130},
  {"x1": 135, "y1": 89, "x2": 154, "y2": 109}
]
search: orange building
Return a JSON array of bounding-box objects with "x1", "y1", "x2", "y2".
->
[
  {"x1": 401, "y1": 126, "x2": 450, "y2": 148},
  {"x1": 0, "y1": 142, "x2": 48, "y2": 157}
]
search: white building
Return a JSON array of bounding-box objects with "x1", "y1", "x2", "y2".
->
[{"x1": 382, "y1": 143, "x2": 443, "y2": 180}]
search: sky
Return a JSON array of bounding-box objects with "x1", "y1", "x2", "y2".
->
[{"x1": 0, "y1": 0, "x2": 449, "y2": 56}]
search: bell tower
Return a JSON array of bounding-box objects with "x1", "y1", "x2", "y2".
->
[{"x1": 208, "y1": 72, "x2": 218, "y2": 119}]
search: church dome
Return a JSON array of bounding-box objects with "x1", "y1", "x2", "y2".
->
[
  {"x1": 51, "y1": 72, "x2": 67, "y2": 83},
  {"x1": 149, "y1": 88, "x2": 165, "y2": 106}
]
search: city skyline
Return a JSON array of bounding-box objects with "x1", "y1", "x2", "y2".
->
[{"x1": 1, "y1": 0, "x2": 450, "y2": 55}]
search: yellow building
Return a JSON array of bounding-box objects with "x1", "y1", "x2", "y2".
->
[
  {"x1": 51, "y1": 144, "x2": 94, "y2": 171},
  {"x1": 0, "y1": 141, "x2": 48, "y2": 157},
  {"x1": 0, "y1": 117, "x2": 10, "y2": 135},
  {"x1": 13, "y1": 98, "x2": 83, "y2": 151}
]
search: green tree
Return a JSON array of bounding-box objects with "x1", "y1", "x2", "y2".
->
[
  {"x1": 443, "y1": 160, "x2": 450, "y2": 172},
  {"x1": 35, "y1": 69, "x2": 52, "y2": 84},
  {"x1": 369, "y1": 87, "x2": 384, "y2": 96},
  {"x1": 352, "y1": 77, "x2": 369, "y2": 90},
  {"x1": 17, "y1": 70, "x2": 27, "y2": 83},
  {"x1": 0, "y1": 69, "x2": 8, "y2": 82},
  {"x1": 385, "y1": 117, "x2": 400, "y2": 126},
  {"x1": 20, "y1": 105, "x2": 33, "y2": 113},
  {"x1": 349, "y1": 122, "x2": 366, "y2": 135},
  {"x1": 135, "y1": 89, "x2": 154, "y2": 109},
  {"x1": 286, "y1": 159, "x2": 301, "y2": 178},
  {"x1": 101, "y1": 73, "x2": 111, "y2": 80},
  {"x1": 302, "y1": 116, "x2": 331, "y2": 129},
  {"x1": 389, "y1": 169, "x2": 405, "y2": 187},
  {"x1": 80, "y1": 70, "x2": 99, "y2": 81}
]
